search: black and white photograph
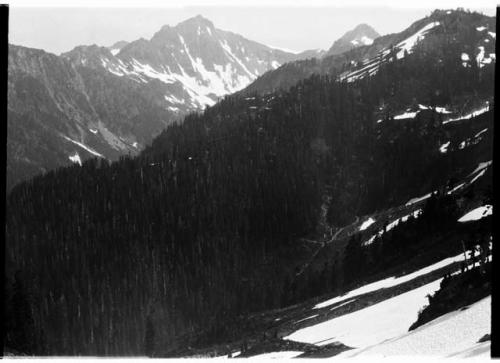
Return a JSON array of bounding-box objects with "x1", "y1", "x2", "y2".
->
[{"x1": 2, "y1": 0, "x2": 497, "y2": 358}]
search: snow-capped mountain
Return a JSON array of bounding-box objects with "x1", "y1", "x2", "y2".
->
[
  {"x1": 325, "y1": 23, "x2": 380, "y2": 57},
  {"x1": 7, "y1": 15, "x2": 301, "y2": 191},
  {"x1": 63, "y1": 15, "x2": 297, "y2": 113}
]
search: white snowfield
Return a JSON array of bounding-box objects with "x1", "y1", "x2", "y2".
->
[
  {"x1": 247, "y1": 351, "x2": 303, "y2": 359},
  {"x1": 295, "y1": 314, "x2": 319, "y2": 324},
  {"x1": 287, "y1": 279, "x2": 443, "y2": 347},
  {"x1": 385, "y1": 209, "x2": 421, "y2": 233},
  {"x1": 406, "y1": 192, "x2": 433, "y2": 206},
  {"x1": 393, "y1": 105, "x2": 453, "y2": 121},
  {"x1": 62, "y1": 135, "x2": 105, "y2": 158},
  {"x1": 68, "y1": 152, "x2": 82, "y2": 166},
  {"x1": 458, "y1": 205, "x2": 493, "y2": 223},
  {"x1": 475, "y1": 128, "x2": 488, "y2": 138},
  {"x1": 340, "y1": 296, "x2": 490, "y2": 358},
  {"x1": 361, "y1": 36, "x2": 374, "y2": 45},
  {"x1": 469, "y1": 160, "x2": 492, "y2": 176},
  {"x1": 359, "y1": 217, "x2": 375, "y2": 231},
  {"x1": 394, "y1": 111, "x2": 418, "y2": 120},
  {"x1": 442, "y1": 104, "x2": 490, "y2": 124},
  {"x1": 313, "y1": 252, "x2": 466, "y2": 310},
  {"x1": 447, "y1": 182, "x2": 465, "y2": 195},
  {"x1": 439, "y1": 141, "x2": 450, "y2": 153},
  {"x1": 364, "y1": 208, "x2": 422, "y2": 246},
  {"x1": 434, "y1": 106, "x2": 452, "y2": 114},
  {"x1": 395, "y1": 22, "x2": 440, "y2": 60}
]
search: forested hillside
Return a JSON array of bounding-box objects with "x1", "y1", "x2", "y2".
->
[{"x1": 4, "y1": 9, "x2": 495, "y2": 356}]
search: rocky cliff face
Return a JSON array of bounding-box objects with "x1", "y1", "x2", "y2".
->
[{"x1": 7, "y1": 44, "x2": 174, "y2": 190}]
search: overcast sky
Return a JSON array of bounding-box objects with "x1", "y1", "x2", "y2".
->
[{"x1": 8, "y1": 3, "x2": 496, "y2": 55}]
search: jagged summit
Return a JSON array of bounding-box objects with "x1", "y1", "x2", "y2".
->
[{"x1": 176, "y1": 14, "x2": 215, "y2": 28}]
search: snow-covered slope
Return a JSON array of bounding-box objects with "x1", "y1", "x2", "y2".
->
[
  {"x1": 63, "y1": 15, "x2": 297, "y2": 113},
  {"x1": 312, "y1": 252, "x2": 468, "y2": 310},
  {"x1": 338, "y1": 21, "x2": 442, "y2": 82},
  {"x1": 282, "y1": 258, "x2": 490, "y2": 358},
  {"x1": 286, "y1": 279, "x2": 444, "y2": 347},
  {"x1": 339, "y1": 296, "x2": 490, "y2": 358}
]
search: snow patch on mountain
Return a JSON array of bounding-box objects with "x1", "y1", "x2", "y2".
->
[
  {"x1": 68, "y1": 152, "x2": 82, "y2": 166},
  {"x1": 342, "y1": 296, "x2": 490, "y2": 357},
  {"x1": 442, "y1": 104, "x2": 490, "y2": 124},
  {"x1": 363, "y1": 208, "x2": 422, "y2": 246},
  {"x1": 394, "y1": 111, "x2": 418, "y2": 120},
  {"x1": 360, "y1": 36, "x2": 374, "y2": 45},
  {"x1": 439, "y1": 141, "x2": 451, "y2": 153},
  {"x1": 385, "y1": 209, "x2": 421, "y2": 232},
  {"x1": 359, "y1": 217, "x2": 376, "y2": 231},
  {"x1": 288, "y1": 279, "x2": 443, "y2": 347},
  {"x1": 395, "y1": 22, "x2": 440, "y2": 59},
  {"x1": 295, "y1": 314, "x2": 319, "y2": 324},
  {"x1": 313, "y1": 252, "x2": 465, "y2": 310},
  {"x1": 458, "y1": 205, "x2": 492, "y2": 222},
  {"x1": 250, "y1": 351, "x2": 303, "y2": 359},
  {"x1": 62, "y1": 135, "x2": 104, "y2": 158},
  {"x1": 406, "y1": 192, "x2": 433, "y2": 206},
  {"x1": 469, "y1": 160, "x2": 492, "y2": 176}
]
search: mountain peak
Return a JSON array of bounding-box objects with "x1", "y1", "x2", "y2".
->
[
  {"x1": 326, "y1": 23, "x2": 380, "y2": 56},
  {"x1": 176, "y1": 14, "x2": 215, "y2": 29}
]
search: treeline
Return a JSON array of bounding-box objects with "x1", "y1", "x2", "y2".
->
[{"x1": 5, "y1": 39, "x2": 494, "y2": 355}]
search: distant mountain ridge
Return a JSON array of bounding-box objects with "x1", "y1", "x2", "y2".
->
[
  {"x1": 242, "y1": 9, "x2": 496, "y2": 95},
  {"x1": 7, "y1": 15, "x2": 313, "y2": 191}
]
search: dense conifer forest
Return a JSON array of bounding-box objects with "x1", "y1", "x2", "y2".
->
[{"x1": 4, "y1": 30, "x2": 494, "y2": 356}]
